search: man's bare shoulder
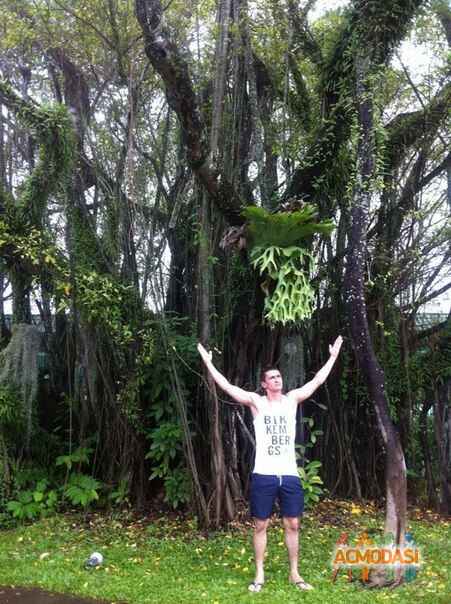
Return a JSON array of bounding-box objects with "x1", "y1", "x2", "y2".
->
[
  {"x1": 286, "y1": 390, "x2": 303, "y2": 404},
  {"x1": 245, "y1": 392, "x2": 263, "y2": 418},
  {"x1": 249, "y1": 392, "x2": 265, "y2": 404}
]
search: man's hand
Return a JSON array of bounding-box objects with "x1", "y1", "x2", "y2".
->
[
  {"x1": 196, "y1": 342, "x2": 255, "y2": 408},
  {"x1": 289, "y1": 335, "x2": 343, "y2": 403},
  {"x1": 197, "y1": 342, "x2": 212, "y2": 364},
  {"x1": 329, "y1": 335, "x2": 343, "y2": 359}
]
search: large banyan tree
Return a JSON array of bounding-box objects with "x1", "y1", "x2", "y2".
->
[
  {"x1": 135, "y1": 0, "x2": 451, "y2": 539},
  {"x1": 0, "y1": 0, "x2": 450, "y2": 550}
]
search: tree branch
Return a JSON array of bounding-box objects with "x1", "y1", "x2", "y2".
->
[
  {"x1": 53, "y1": 0, "x2": 117, "y2": 52},
  {"x1": 135, "y1": 0, "x2": 244, "y2": 225},
  {"x1": 286, "y1": 0, "x2": 323, "y2": 67},
  {"x1": 282, "y1": 0, "x2": 426, "y2": 202},
  {"x1": 416, "y1": 308, "x2": 451, "y2": 340},
  {"x1": 433, "y1": 0, "x2": 451, "y2": 47},
  {"x1": 384, "y1": 82, "x2": 451, "y2": 172},
  {"x1": 419, "y1": 152, "x2": 451, "y2": 190},
  {"x1": 409, "y1": 281, "x2": 451, "y2": 315}
]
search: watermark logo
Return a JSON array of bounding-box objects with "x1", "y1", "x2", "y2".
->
[{"x1": 331, "y1": 532, "x2": 421, "y2": 582}]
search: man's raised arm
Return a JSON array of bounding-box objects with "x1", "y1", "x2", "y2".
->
[
  {"x1": 197, "y1": 343, "x2": 255, "y2": 406},
  {"x1": 289, "y1": 336, "x2": 343, "y2": 404}
]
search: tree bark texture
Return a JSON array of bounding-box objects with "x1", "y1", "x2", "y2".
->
[{"x1": 344, "y1": 52, "x2": 407, "y2": 548}]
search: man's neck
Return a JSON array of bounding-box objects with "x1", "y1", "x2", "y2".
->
[{"x1": 265, "y1": 391, "x2": 284, "y2": 402}]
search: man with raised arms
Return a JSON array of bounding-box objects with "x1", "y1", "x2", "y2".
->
[{"x1": 197, "y1": 335, "x2": 343, "y2": 592}]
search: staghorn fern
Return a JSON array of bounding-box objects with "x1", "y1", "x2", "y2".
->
[
  {"x1": 242, "y1": 204, "x2": 334, "y2": 248},
  {"x1": 250, "y1": 245, "x2": 316, "y2": 325},
  {"x1": 243, "y1": 204, "x2": 334, "y2": 325}
]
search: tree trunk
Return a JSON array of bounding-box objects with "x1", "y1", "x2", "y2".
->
[
  {"x1": 198, "y1": 187, "x2": 234, "y2": 526},
  {"x1": 434, "y1": 380, "x2": 451, "y2": 515},
  {"x1": 419, "y1": 398, "x2": 437, "y2": 508},
  {"x1": 344, "y1": 51, "x2": 407, "y2": 565}
]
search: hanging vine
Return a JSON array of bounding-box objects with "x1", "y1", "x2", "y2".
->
[
  {"x1": 0, "y1": 80, "x2": 75, "y2": 225},
  {"x1": 0, "y1": 80, "x2": 75, "y2": 324}
]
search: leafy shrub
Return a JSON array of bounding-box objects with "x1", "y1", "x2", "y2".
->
[
  {"x1": 6, "y1": 479, "x2": 58, "y2": 521},
  {"x1": 162, "y1": 467, "x2": 191, "y2": 509},
  {"x1": 143, "y1": 318, "x2": 197, "y2": 509},
  {"x1": 56, "y1": 447, "x2": 103, "y2": 509},
  {"x1": 108, "y1": 478, "x2": 130, "y2": 507},
  {"x1": 146, "y1": 422, "x2": 184, "y2": 479},
  {"x1": 0, "y1": 384, "x2": 25, "y2": 450},
  {"x1": 4, "y1": 445, "x2": 104, "y2": 522},
  {"x1": 296, "y1": 415, "x2": 325, "y2": 506},
  {"x1": 298, "y1": 460, "x2": 324, "y2": 506},
  {"x1": 146, "y1": 421, "x2": 191, "y2": 508},
  {"x1": 56, "y1": 447, "x2": 93, "y2": 471},
  {"x1": 64, "y1": 473, "x2": 102, "y2": 508}
]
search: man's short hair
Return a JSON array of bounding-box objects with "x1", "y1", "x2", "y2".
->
[{"x1": 260, "y1": 366, "x2": 280, "y2": 383}]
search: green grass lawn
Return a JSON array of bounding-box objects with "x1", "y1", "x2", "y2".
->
[{"x1": 0, "y1": 502, "x2": 449, "y2": 604}]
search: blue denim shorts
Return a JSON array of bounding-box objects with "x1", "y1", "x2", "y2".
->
[{"x1": 250, "y1": 473, "x2": 304, "y2": 519}]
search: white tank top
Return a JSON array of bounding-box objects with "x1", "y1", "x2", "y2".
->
[{"x1": 252, "y1": 395, "x2": 298, "y2": 476}]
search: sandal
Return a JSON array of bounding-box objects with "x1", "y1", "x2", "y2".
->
[
  {"x1": 290, "y1": 578, "x2": 313, "y2": 590},
  {"x1": 248, "y1": 581, "x2": 264, "y2": 592}
]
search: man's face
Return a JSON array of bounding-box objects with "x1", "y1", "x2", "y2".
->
[{"x1": 261, "y1": 369, "x2": 283, "y2": 393}]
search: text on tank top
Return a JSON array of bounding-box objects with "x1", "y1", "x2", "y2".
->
[{"x1": 252, "y1": 395, "x2": 298, "y2": 476}]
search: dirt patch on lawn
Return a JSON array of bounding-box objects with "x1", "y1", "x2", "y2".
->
[{"x1": 0, "y1": 587, "x2": 126, "y2": 604}]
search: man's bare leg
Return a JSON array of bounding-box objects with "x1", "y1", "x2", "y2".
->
[
  {"x1": 251, "y1": 518, "x2": 270, "y2": 588},
  {"x1": 283, "y1": 516, "x2": 313, "y2": 589}
]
